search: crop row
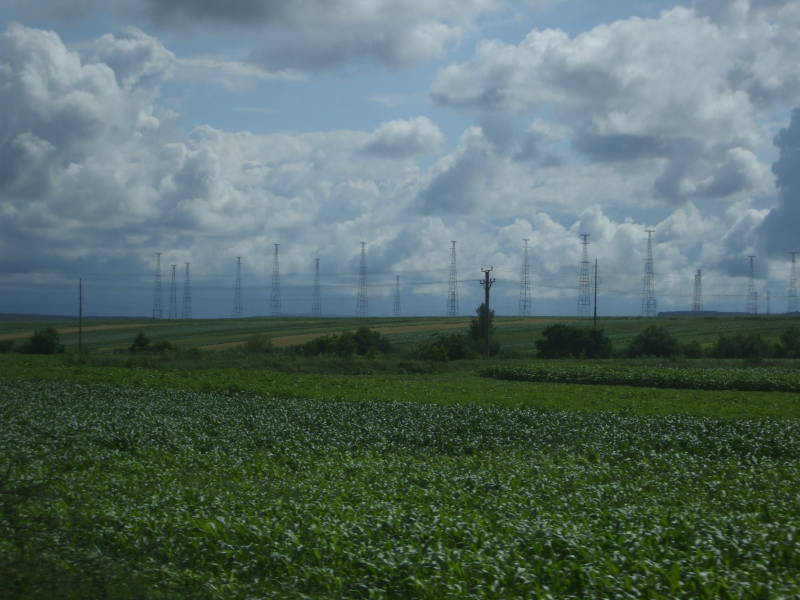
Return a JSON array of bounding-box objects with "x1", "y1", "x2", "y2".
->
[
  {"x1": 482, "y1": 362, "x2": 800, "y2": 392},
  {"x1": 3, "y1": 379, "x2": 800, "y2": 598}
]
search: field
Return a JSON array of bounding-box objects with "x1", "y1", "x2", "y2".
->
[{"x1": 2, "y1": 315, "x2": 800, "y2": 598}]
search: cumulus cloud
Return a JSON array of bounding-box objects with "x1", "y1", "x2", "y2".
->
[
  {"x1": 758, "y1": 107, "x2": 800, "y2": 256},
  {"x1": 361, "y1": 117, "x2": 444, "y2": 158},
  {"x1": 429, "y1": 2, "x2": 800, "y2": 203}
]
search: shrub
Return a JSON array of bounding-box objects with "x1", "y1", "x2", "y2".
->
[
  {"x1": 19, "y1": 328, "x2": 65, "y2": 354},
  {"x1": 536, "y1": 324, "x2": 613, "y2": 358},
  {"x1": 244, "y1": 334, "x2": 273, "y2": 354},
  {"x1": 681, "y1": 340, "x2": 704, "y2": 359},
  {"x1": 417, "y1": 333, "x2": 478, "y2": 361},
  {"x1": 714, "y1": 332, "x2": 771, "y2": 359},
  {"x1": 469, "y1": 303, "x2": 500, "y2": 355},
  {"x1": 301, "y1": 328, "x2": 389, "y2": 357},
  {"x1": 628, "y1": 325, "x2": 680, "y2": 357},
  {"x1": 130, "y1": 332, "x2": 150, "y2": 353},
  {"x1": 776, "y1": 326, "x2": 800, "y2": 358}
]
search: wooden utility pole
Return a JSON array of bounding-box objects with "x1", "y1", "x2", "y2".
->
[{"x1": 480, "y1": 267, "x2": 495, "y2": 356}]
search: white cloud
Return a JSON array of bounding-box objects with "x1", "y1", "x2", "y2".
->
[{"x1": 361, "y1": 117, "x2": 444, "y2": 158}]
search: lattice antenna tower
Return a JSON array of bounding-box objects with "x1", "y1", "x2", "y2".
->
[
  {"x1": 766, "y1": 289, "x2": 771, "y2": 315},
  {"x1": 692, "y1": 269, "x2": 703, "y2": 313},
  {"x1": 181, "y1": 262, "x2": 192, "y2": 319},
  {"x1": 641, "y1": 230, "x2": 657, "y2": 317},
  {"x1": 271, "y1": 244, "x2": 281, "y2": 317},
  {"x1": 447, "y1": 240, "x2": 459, "y2": 317},
  {"x1": 152, "y1": 252, "x2": 163, "y2": 319},
  {"x1": 519, "y1": 238, "x2": 532, "y2": 316},
  {"x1": 789, "y1": 252, "x2": 798, "y2": 313},
  {"x1": 393, "y1": 274, "x2": 401, "y2": 317},
  {"x1": 168, "y1": 264, "x2": 178, "y2": 319},
  {"x1": 233, "y1": 256, "x2": 243, "y2": 317},
  {"x1": 311, "y1": 257, "x2": 322, "y2": 317},
  {"x1": 356, "y1": 241, "x2": 368, "y2": 317},
  {"x1": 577, "y1": 234, "x2": 591, "y2": 317},
  {"x1": 746, "y1": 255, "x2": 757, "y2": 314}
]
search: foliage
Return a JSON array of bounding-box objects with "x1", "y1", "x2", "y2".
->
[
  {"x1": 416, "y1": 333, "x2": 478, "y2": 361},
  {"x1": 2, "y1": 379, "x2": 800, "y2": 598},
  {"x1": 536, "y1": 324, "x2": 613, "y2": 358},
  {"x1": 18, "y1": 328, "x2": 64, "y2": 355},
  {"x1": 129, "y1": 331, "x2": 150, "y2": 353},
  {"x1": 628, "y1": 325, "x2": 681, "y2": 357},
  {"x1": 468, "y1": 303, "x2": 500, "y2": 355},
  {"x1": 715, "y1": 332, "x2": 772, "y2": 359},
  {"x1": 681, "y1": 340, "x2": 704, "y2": 358},
  {"x1": 244, "y1": 334, "x2": 273, "y2": 354},
  {"x1": 483, "y1": 362, "x2": 800, "y2": 393},
  {"x1": 777, "y1": 326, "x2": 800, "y2": 358},
  {"x1": 300, "y1": 327, "x2": 390, "y2": 357}
]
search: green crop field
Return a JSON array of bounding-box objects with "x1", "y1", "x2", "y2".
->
[{"x1": 2, "y1": 315, "x2": 800, "y2": 598}]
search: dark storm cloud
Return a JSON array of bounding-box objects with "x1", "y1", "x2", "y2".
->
[{"x1": 758, "y1": 107, "x2": 800, "y2": 255}]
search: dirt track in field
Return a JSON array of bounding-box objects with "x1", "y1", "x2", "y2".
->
[
  {"x1": 199, "y1": 317, "x2": 572, "y2": 351},
  {"x1": 0, "y1": 323, "x2": 152, "y2": 341}
]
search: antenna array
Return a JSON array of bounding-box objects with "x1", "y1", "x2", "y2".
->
[
  {"x1": 447, "y1": 241, "x2": 459, "y2": 316},
  {"x1": 182, "y1": 262, "x2": 192, "y2": 319},
  {"x1": 746, "y1": 255, "x2": 757, "y2": 315},
  {"x1": 271, "y1": 244, "x2": 281, "y2": 316},
  {"x1": 233, "y1": 256, "x2": 243, "y2": 317},
  {"x1": 577, "y1": 234, "x2": 591, "y2": 317},
  {"x1": 312, "y1": 257, "x2": 321, "y2": 317},
  {"x1": 356, "y1": 242, "x2": 368, "y2": 317},
  {"x1": 692, "y1": 268, "x2": 703, "y2": 313},
  {"x1": 152, "y1": 252, "x2": 163, "y2": 319},
  {"x1": 168, "y1": 264, "x2": 177, "y2": 319},
  {"x1": 519, "y1": 238, "x2": 531, "y2": 316},
  {"x1": 641, "y1": 230, "x2": 657, "y2": 317}
]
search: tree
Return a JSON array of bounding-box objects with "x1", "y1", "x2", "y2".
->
[
  {"x1": 628, "y1": 325, "x2": 680, "y2": 357},
  {"x1": 777, "y1": 326, "x2": 800, "y2": 358},
  {"x1": 20, "y1": 328, "x2": 64, "y2": 354},
  {"x1": 536, "y1": 324, "x2": 612, "y2": 358},
  {"x1": 468, "y1": 303, "x2": 500, "y2": 355},
  {"x1": 130, "y1": 331, "x2": 150, "y2": 353}
]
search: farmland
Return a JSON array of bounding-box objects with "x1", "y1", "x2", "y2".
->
[{"x1": 2, "y1": 314, "x2": 800, "y2": 598}]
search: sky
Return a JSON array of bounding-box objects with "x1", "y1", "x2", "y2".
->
[{"x1": 1, "y1": 0, "x2": 799, "y2": 318}]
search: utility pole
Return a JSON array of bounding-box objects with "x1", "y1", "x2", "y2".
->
[
  {"x1": 480, "y1": 267, "x2": 495, "y2": 356},
  {"x1": 447, "y1": 241, "x2": 459, "y2": 317},
  {"x1": 642, "y1": 230, "x2": 657, "y2": 317},
  {"x1": 393, "y1": 274, "x2": 401, "y2": 317},
  {"x1": 746, "y1": 255, "x2": 757, "y2": 315},
  {"x1": 233, "y1": 257, "x2": 243, "y2": 318},
  {"x1": 577, "y1": 234, "x2": 591, "y2": 317},
  {"x1": 312, "y1": 257, "x2": 321, "y2": 317},
  {"x1": 519, "y1": 238, "x2": 531, "y2": 317},
  {"x1": 78, "y1": 278, "x2": 83, "y2": 352},
  {"x1": 152, "y1": 252, "x2": 162, "y2": 319},
  {"x1": 593, "y1": 259, "x2": 598, "y2": 329},
  {"x1": 356, "y1": 242, "x2": 368, "y2": 317}
]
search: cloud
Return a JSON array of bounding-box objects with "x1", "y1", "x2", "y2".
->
[
  {"x1": 429, "y1": 2, "x2": 800, "y2": 203},
  {"x1": 361, "y1": 117, "x2": 444, "y2": 158},
  {"x1": 758, "y1": 107, "x2": 800, "y2": 255}
]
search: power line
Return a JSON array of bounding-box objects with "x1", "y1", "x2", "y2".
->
[
  {"x1": 519, "y1": 238, "x2": 531, "y2": 317},
  {"x1": 641, "y1": 230, "x2": 657, "y2": 317},
  {"x1": 312, "y1": 257, "x2": 321, "y2": 317},
  {"x1": 168, "y1": 264, "x2": 178, "y2": 319},
  {"x1": 356, "y1": 241, "x2": 368, "y2": 317},
  {"x1": 271, "y1": 244, "x2": 281, "y2": 317},
  {"x1": 447, "y1": 240, "x2": 459, "y2": 316},
  {"x1": 152, "y1": 252, "x2": 163, "y2": 319},
  {"x1": 577, "y1": 234, "x2": 591, "y2": 317},
  {"x1": 233, "y1": 256, "x2": 243, "y2": 318}
]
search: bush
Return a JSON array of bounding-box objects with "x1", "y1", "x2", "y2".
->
[
  {"x1": 0, "y1": 339, "x2": 15, "y2": 353},
  {"x1": 681, "y1": 340, "x2": 704, "y2": 358},
  {"x1": 469, "y1": 303, "x2": 500, "y2": 355},
  {"x1": 19, "y1": 328, "x2": 65, "y2": 354},
  {"x1": 776, "y1": 326, "x2": 800, "y2": 358},
  {"x1": 536, "y1": 324, "x2": 613, "y2": 358},
  {"x1": 715, "y1": 332, "x2": 771, "y2": 359},
  {"x1": 417, "y1": 333, "x2": 478, "y2": 361},
  {"x1": 628, "y1": 325, "x2": 680, "y2": 357},
  {"x1": 130, "y1": 332, "x2": 150, "y2": 353},
  {"x1": 244, "y1": 334, "x2": 273, "y2": 354},
  {"x1": 300, "y1": 328, "x2": 389, "y2": 357}
]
